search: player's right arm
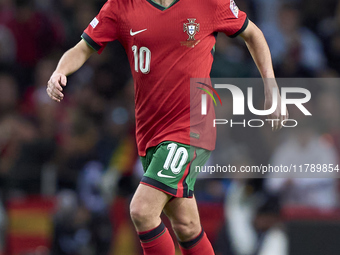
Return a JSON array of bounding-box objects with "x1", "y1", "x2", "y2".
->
[
  {"x1": 47, "y1": 39, "x2": 96, "y2": 102},
  {"x1": 47, "y1": 0, "x2": 119, "y2": 102}
]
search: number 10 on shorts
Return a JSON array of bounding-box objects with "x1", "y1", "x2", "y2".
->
[{"x1": 163, "y1": 143, "x2": 189, "y2": 174}]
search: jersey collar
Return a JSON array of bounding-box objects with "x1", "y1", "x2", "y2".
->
[{"x1": 146, "y1": 0, "x2": 180, "y2": 11}]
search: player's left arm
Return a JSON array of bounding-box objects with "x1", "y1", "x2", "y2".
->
[
  {"x1": 240, "y1": 20, "x2": 288, "y2": 130},
  {"x1": 239, "y1": 20, "x2": 274, "y2": 79}
]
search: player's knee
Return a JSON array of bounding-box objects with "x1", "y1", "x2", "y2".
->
[
  {"x1": 129, "y1": 200, "x2": 152, "y2": 225},
  {"x1": 172, "y1": 220, "x2": 201, "y2": 241}
]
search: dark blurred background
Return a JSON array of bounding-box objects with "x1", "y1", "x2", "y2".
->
[{"x1": 0, "y1": 0, "x2": 340, "y2": 254}]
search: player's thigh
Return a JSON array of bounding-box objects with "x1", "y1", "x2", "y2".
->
[
  {"x1": 130, "y1": 183, "x2": 171, "y2": 223},
  {"x1": 163, "y1": 196, "x2": 201, "y2": 241}
]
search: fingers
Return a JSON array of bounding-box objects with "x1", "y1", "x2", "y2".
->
[
  {"x1": 46, "y1": 85, "x2": 63, "y2": 102},
  {"x1": 48, "y1": 81, "x2": 64, "y2": 98},
  {"x1": 51, "y1": 80, "x2": 64, "y2": 92},
  {"x1": 278, "y1": 108, "x2": 289, "y2": 131},
  {"x1": 46, "y1": 87, "x2": 61, "y2": 102},
  {"x1": 60, "y1": 75, "x2": 67, "y2": 86},
  {"x1": 46, "y1": 73, "x2": 66, "y2": 102},
  {"x1": 272, "y1": 108, "x2": 289, "y2": 131},
  {"x1": 269, "y1": 113, "x2": 282, "y2": 132},
  {"x1": 274, "y1": 116, "x2": 280, "y2": 131},
  {"x1": 278, "y1": 114, "x2": 285, "y2": 131}
]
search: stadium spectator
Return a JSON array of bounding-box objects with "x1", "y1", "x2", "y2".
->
[
  {"x1": 261, "y1": 3, "x2": 327, "y2": 77},
  {"x1": 265, "y1": 122, "x2": 339, "y2": 209}
]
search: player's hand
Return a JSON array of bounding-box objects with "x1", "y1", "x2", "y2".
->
[
  {"x1": 264, "y1": 82, "x2": 289, "y2": 131},
  {"x1": 46, "y1": 72, "x2": 67, "y2": 102}
]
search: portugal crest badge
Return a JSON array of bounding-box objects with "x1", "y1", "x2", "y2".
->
[{"x1": 183, "y1": 19, "x2": 200, "y2": 41}]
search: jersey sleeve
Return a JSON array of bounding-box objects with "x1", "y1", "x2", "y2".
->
[
  {"x1": 214, "y1": 0, "x2": 249, "y2": 38},
  {"x1": 81, "y1": 0, "x2": 119, "y2": 54}
]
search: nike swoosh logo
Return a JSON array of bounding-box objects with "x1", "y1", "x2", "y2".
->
[
  {"x1": 157, "y1": 170, "x2": 176, "y2": 179},
  {"x1": 130, "y1": 28, "x2": 147, "y2": 36}
]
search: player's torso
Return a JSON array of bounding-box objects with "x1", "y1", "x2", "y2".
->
[{"x1": 112, "y1": 0, "x2": 217, "y2": 155}]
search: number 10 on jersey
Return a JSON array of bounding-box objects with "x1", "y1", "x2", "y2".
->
[{"x1": 132, "y1": 45, "x2": 151, "y2": 74}]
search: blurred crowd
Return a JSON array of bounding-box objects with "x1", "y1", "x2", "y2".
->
[{"x1": 0, "y1": 0, "x2": 340, "y2": 255}]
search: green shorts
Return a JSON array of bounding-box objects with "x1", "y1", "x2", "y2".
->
[{"x1": 140, "y1": 141, "x2": 211, "y2": 198}]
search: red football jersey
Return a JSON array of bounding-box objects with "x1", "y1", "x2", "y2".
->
[{"x1": 83, "y1": 0, "x2": 248, "y2": 156}]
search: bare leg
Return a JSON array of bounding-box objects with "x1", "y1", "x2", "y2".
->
[
  {"x1": 130, "y1": 183, "x2": 171, "y2": 231},
  {"x1": 130, "y1": 184, "x2": 176, "y2": 255},
  {"x1": 163, "y1": 196, "x2": 215, "y2": 254},
  {"x1": 163, "y1": 196, "x2": 201, "y2": 242}
]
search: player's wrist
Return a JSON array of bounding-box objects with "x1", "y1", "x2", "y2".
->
[
  {"x1": 264, "y1": 79, "x2": 279, "y2": 98},
  {"x1": 263, "y1": 78, "x2": 277, "y2": 89},
  {"x1": 53, "y1": 70, "x2": 67, "y2": 77}
]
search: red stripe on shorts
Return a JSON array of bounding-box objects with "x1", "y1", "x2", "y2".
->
[{"x1": 176, "y1": 149, "x2": 197, "y2": 197}]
